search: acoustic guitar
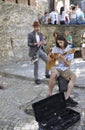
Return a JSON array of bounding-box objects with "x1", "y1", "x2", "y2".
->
[{"x1": 46, "y1": 48, "x2": 76, "y2": 70}]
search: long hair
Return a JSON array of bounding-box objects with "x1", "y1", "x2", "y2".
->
[
  {"x1": 56, "y1": 34, "x2": 68, "y2": 48},
  {"x1": 60, "y1": 7, "x2": 64, "y2": 15}
]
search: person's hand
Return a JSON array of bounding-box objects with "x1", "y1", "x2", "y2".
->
[
  {"x1": 47, "y1": 53, "x2": 52, "y2": 62},
  {"x1": 37, "y1": 41, "x2": 43, "y2": 46},
  {"x1": 59, "y1": 55, "x2": 66, "y2": 62}
]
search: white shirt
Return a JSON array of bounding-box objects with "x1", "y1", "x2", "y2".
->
[
  {"x1": 36, "y1": 34, "x2": 40, "y2": 43},
  {"x1": 49, "y1": 11, "x2": 58, "y2": 24},
  {"x1": 60, "y1": 11, "x2": 66, "y2": 21},
  {"x1": 52, "y1": 45, "x2": 74, "y2": 71},
  {"x1": 70, "y1": 13, "x2": 77, "y2": 20}
]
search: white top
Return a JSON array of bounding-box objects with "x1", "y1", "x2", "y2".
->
[
  {"x1": 36, "y1": 34, "x2": 40, "y2": 43},
  {"x1": 49, "y1": 11, "x2": 58, "y2": 24},
  {"x1": 70, "y1": 13, "x2": 77, "y2": 20},
  {"x1": 60, "y1": 11, "x2": 66, "y2": 21},
  {"x1": 82, "y1": 44, "x2": 85, "y2": 47}
]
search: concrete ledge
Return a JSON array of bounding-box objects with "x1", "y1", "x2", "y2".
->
[
  {"x1": 0, "y1": 71, "x2": 49, "y2": 84},
  {"x1": 0, "y1": 71, "x2": 85, "y2": 88}
]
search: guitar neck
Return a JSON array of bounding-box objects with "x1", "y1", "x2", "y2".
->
[
  {"x1": 63, "y1": 52, "x2": 67, "y2": 55},
  {"x1": 62, "y1": 48, "x2": 76, "y2": 56}
]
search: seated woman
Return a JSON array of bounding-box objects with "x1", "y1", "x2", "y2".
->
[
  {"x1": 59, "y1": 6, "x2": 67, "y2": 25},
  {"x1": 69, "y1": 6, "x2": 77, "y2": 25}
]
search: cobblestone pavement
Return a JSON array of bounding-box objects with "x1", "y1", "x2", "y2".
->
[{"x1": 0, "y1": 58, "x2": 85, "y2": 130}]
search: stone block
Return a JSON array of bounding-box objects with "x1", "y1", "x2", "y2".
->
[
  {"x1": 30, "y1": 0, "x2": 36, "y2": 6},
  {"x1": 18, "y1": 0, "x2": 28, "y2": 5},
  {"x1": 6, "y1": 0, "x2": 15, "y2": 3},
  {"x1": 17, "y1": 0, "x2": 36, "y2": 6}
]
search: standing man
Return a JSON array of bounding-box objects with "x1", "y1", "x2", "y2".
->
[{"x1": 28, "y1": 21, "x2": 50, "y2": 85}]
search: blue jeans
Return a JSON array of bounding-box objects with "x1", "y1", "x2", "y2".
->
[
  {"x1": 34, "y1": 49, "x2": 49, "y2": 80},
  {"x1": 69, "y1": 20, "x2": 77, "y2": 25},
  {"x1": 77, "y1": 21, "x2": 85, "y2": 24}
]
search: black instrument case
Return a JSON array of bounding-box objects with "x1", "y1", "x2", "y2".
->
[{"x1": 32, "y1": 92, "x2": 80, "y2": 130}]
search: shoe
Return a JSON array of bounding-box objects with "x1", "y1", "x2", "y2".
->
[
  {"x1": 0, "y1": 85, "x2": 4, "y2": 89},
  {"x1": 45, "y1": 74, "x2": 50, "y2": 78},
  {"x1": 66, "y1": 97, "x2": 78, "y2": 107},
  {"x1": 35, "y1": 79, "x2": 41, "y2": 85},
  {"x1": 31, "y1": 56, "x2": 38, "y2": 64}
]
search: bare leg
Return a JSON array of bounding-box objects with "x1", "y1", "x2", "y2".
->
[
  {"x1": 48, "y1": 70, "x2": 59, "y2": 96},
  {"x1": 66, "y1": 73, "x2": 76, "y2": 99}
]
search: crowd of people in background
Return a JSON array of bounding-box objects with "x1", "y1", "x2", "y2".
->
[{"x1": 39, "y1": 3, "x2": 85, "y2": 25}]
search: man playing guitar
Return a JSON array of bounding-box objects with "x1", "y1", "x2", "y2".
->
[{"x1": 47, "y1": 34, "x2": 78, "y2": 107}]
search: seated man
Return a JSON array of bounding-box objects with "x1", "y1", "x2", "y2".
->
[{"x1": 47, "y1": 34, "x2": 78, "y2": 107}]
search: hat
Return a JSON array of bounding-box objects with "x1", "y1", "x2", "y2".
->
[{"x1": 33, "y1": 21, "x2": 40, "y2": 27}]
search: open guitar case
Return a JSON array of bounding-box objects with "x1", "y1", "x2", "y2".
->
[{"x1": 32, "y1": 92, "x2": 80, "y2": 130}]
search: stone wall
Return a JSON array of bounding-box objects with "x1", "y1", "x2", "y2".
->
[
  {"x1": 0, "y1": 1, "x2": 38, "y2": 62},
  {"x1": 3, "y1": 0, "x2": 36, "y2": 5},
  {"x1": 0, "y1": 1, "x2": 85, "y2": 63},
  {"x1": 71, "y1": 0, "x2": 85, "y2": 11},
  {"x1": 41, "y1": 25, "x2": 85, "y2": 53},
  {"x1": 3, "y1": 0, "x2": 49, "y2": 11}
]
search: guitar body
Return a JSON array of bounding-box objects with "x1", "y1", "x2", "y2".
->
[
  {"x1": 46, "y1": 53, "x2": 59, "y2": 70},
  {"x1": 46, "y1": 60, "x2": 57, "y2": 70},
  {"x1": 46, "y1": 48, "x2": 76, "y2": 70}
]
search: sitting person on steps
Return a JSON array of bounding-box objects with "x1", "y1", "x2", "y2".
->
[{"x1": 47, "y1": 34, "x2": 78, "y2": 107}]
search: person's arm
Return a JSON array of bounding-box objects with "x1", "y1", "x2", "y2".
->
[
  {"x1": 39, "y1": 33, "x2": 47, "y2": 46},
  {"x1": 59, "y1": 55, "x2": 71, "y2": 67},
  {"x1": 28, "y1": 33, "x2": 36, "y2": 47},
  {"x1": 47, "y1": 52, "x2": 52, "y2": 62},
  {"x1": 28, "y1": 33, "x2": 41, "y2": 47}
]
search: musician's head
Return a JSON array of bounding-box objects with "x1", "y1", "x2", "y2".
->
[
  {"x1": 56, "y1": 34, "x2": 68, "y2": 48},
  {"x1": 33, "y1": 21, "x2": 40, "y2": 32}
]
